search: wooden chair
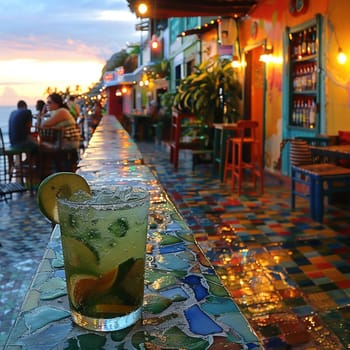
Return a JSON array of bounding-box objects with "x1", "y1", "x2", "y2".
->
[
  {"x1": 38, "y1": 127, "x2": 79, "y2": 179},
  {"x1": 223, "y1": 120, "x2": 264, "y2": 195},
  {"x1": 0, "y1": 128, "x2": 27, "y2": 201}
]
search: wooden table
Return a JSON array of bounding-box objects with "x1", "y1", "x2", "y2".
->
[
  {"x1": 4, "y1": 115, "x2": 260, "y2": 350},
  {"x1": 310, "y1": 144, "x2": 350, "y2": 160},
  {"x1": 212, "y1": 123, "x2": 237, "y2": 181},
  {"x1": 291, "y1": 163, "x2": 350, "y2": 222},
  {"x1": 124, "y1": 112, "x2": 152, "y2": 141}
]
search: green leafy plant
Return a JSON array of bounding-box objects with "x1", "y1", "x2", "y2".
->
[
  {"x1": 173, "y1": 55, "x2": 242, "y2": 124},
  {"x1": 159, "y1": 91, "x2": 176, "y2": 119}
]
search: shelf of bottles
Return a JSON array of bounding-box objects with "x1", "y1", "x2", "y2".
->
[{"x1": 289, "y1": 24, "x2": 318, "y2": 129}]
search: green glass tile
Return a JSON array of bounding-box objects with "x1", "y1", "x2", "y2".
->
[{"x1": 143, "y1": 294, "x2": 172, "y2": 314}]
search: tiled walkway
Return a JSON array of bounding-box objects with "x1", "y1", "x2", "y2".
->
[
  {"x1": 1, "y1": 140, "x2": 350, "y2": 349},
  {"x1": 0, "y1": 192, "x2": 52, "y2": 348},
  {"x1": 139, "y1": 142, "x2": 350, "y2": 349}
]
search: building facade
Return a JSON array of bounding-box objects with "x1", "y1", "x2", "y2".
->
[{"x1": 107, "y1": 0, "x2": 350, "y2": 176}]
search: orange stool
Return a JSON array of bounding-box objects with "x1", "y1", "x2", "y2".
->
[{"x1": 224, "y1": 120, "x2": 264, "y2": 195}]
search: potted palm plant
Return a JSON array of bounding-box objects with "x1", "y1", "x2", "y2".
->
[{"x1": 173, "y1": 55, "x2": 242, "y2": 125}]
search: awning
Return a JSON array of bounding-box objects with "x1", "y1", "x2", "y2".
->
[
  {"x1": 103, "y1": 63, "x2": 156, "y2": 87},
  {"x1": 177, "y1": 20, "x2": 218, "y2": 37},
  {"x1": 127, "y1": 0, "x2": 261, "y2": 19}
]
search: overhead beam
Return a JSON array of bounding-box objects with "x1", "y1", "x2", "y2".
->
[{"x1": 127, "y1": 0, "x2": 260, "y2": 19}]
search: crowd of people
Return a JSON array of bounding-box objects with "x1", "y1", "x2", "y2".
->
[{"x1": 7, "y1": 93, "x2": 104, "y2": 180}]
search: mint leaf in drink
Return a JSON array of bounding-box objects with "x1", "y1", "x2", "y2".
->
[{"x1": 108, "y1": 217, "x2": 129, "y2": 237}]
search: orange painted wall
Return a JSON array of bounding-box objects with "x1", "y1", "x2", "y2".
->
[{"x1": 236, "y1": 0, "x2": 350, "y2": 172}]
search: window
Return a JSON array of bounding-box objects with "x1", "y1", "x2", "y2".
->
[
  {"x1": 175, "y1": 65, "x2": 181, "y2": 87},
  {"x1": 186, "y1": 60, "x2": 195, "y2": 76}
]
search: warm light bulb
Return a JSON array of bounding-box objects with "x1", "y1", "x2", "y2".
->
[
  {"x1": 137, "y1": 3, "x2": 148, "y2": 16},
  {"x1": 337, "y1": 48, "x2": 347, "y2": 64},
  {"x1": 231, "y1": 56, "x2": 240, "y2": 68},
  {"x1": 151, "y1": 40, "x2": 159, "y2": 49}
]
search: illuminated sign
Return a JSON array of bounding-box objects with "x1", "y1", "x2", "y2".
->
[{"x1": 103, "y1": 72, "x2": 114, "y2": 82}]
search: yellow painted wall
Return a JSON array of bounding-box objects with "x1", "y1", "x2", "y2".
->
[
  {"x1": 238, "y1": 0, "x2": 350, "y2": 172},
  {"x1": 325, "y1": 0, "x2": 350, "y2": 133}
]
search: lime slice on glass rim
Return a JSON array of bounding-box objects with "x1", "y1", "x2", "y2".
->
[{"x1": 37, "y1": 172, "x2": 91, "y2": 224}]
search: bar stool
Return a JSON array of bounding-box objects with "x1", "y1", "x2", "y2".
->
[
  {"x1": 223, "y1": 120, "x2": 264, "y2": 195},
  {"x1": 6, "y1": 147, "x2": 36, "y2": 192}
]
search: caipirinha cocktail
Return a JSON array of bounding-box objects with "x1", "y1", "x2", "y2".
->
[{"x1": 38, "y1": 173, "x2": 150, "y2": 331}]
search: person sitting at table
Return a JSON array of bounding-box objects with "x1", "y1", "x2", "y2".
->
[
  {"x1": 67, "y1": 95, "x2": 80, "y2": 121},
  {"x1": 42, "y1": 93, "x2": 80, "y2": 150},
  {"x1": 39, "y1": 93, "x2": 81, "y2": 175},
  {"x1": 8, "y1": 100, "x2": 38, "y2": 151},
  {"x1": 35, "y1": 99, "x2": 49, "y2": 128},
  {"x1": 8, "y1": 100, "x2": 39, "y2": 182}
]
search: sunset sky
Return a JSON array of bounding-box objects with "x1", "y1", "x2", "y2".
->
[{"x1": 0, "y1": 0, "x2": 139, "y2": 106}]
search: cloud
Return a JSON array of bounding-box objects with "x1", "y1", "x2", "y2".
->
[
  {"x1": 0, "y1": 86, "x2": 21, "y2": 106},
  {"x1": 0, "y1": 0, "x2": 139, "y2": 60},
  {"x1": 0, "y1": 0, "x2": 140, "y2": 105}
]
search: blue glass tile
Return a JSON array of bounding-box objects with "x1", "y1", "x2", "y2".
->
[
  {"x1": 24, "y1": 306, "x2": 70, "y2": 332},
  {"x1": 183, "y1": 274, "x2": 209, "y2": 301},
  {"x1": 201, "y1": 296, "x2": 239, "y2": 315},
  {"x1": 160, "y1": 287, "x2": 189, "y2": 300},
  {"x1": 18, "y1": 323, "x2": 72, "y2": 350},
  {"x1": 184, "y1": 305, "x2": 222, "y2": 335},
  {"x1": 158, "y1": 242, "x2": 186, "y2": 254}
]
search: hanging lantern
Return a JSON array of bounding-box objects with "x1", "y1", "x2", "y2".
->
[{"x1": 151, "y1": 34, "x2": 160, "y2": 50}]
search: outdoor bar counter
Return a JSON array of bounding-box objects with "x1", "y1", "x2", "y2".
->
[{"x1": 5, "y1": 115, "x2": 261, "y2": 349}]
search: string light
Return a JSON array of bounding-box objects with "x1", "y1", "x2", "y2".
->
[
  {"x1": 137, "y1": 2, "x2": 148, "y2": 16},
  {"x1": 337, "y1": 47, "x2": 347, "y2": 64},
  {"x1": 331, "y1": 20, "x2": 347, "y2": 65},
  {"x1": 151, "y1": 34, "x2": 159, "y2": 49}
]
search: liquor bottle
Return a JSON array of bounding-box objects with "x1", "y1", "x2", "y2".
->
[
  {"x1": 302, "y1": 99, "x2": 308, "y2": 127},
  {"x1": 311, "y1": 26, "x2": 317, "y2": 54},
  {"x1": 300, "y1": 65, "x2": 306, "y2": 91},
  {"x1": 309, "y1": 99, "x2": 316, "y2": 128},
  {"x1": 297, "y1": 31, "x2": 303, "y2": 58},
  {"x1": 301, "y1": 30, "x2": 307, "y2": 56},
  {"x1": 290, "y1": 33, "x2": 297, "y2": 59},
  {"x1": 311, "y1": 62, "x2": 317, "y2": 90},
  {"x1": 296, "y1": 99, "x2": 301, "y2": 126},
  {"x1": 292, "y1": 100, "x2": 297, "y2": 125},
  {"x1": 306, "y1": 28, "x2": 313, "y2": 56},
  {"x1": 306, "y1": 64, "x2": 312, "y2": 90}
]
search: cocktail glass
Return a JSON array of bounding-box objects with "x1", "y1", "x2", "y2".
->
[{"x1": 57, "y1": 185, "x2": 150, "y2": 331}]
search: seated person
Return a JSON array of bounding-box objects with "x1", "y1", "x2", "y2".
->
[
  {"x1": 42, "y1": 93, "x2": 80, "y2": 150},
  {"x1": 8, "y1": 100, "x2": 38, "y2": 151},
  {"x1": 35, "y1": 99, "x2": 49, "y2": 128},
  {"x1": 67, "y1": 95, "x2": 81, "y2": 121}
]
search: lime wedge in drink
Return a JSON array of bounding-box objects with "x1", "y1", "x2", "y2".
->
[{"x1": 37, "y1": 172, "x2": 91, "y2": 224}]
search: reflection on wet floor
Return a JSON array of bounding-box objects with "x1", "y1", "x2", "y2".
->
[
  {"x1": 140, "y1": 142, "x2": 350, "y2": 349},
  {"x1": 1, "y1": 141, "x2": 350, "y2": 349}
]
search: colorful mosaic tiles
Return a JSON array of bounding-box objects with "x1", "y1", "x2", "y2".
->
[
  {"x1": 139, "y1": 142, "x2": 350, "y2": 349},
  {"x1": 1, "y1": 137, "x2": 350, "y2": 349},
  {"x1": 3, "y1": 117, "x2": 260, "y2": 349}
]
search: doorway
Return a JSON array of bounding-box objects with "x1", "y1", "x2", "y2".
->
[{"x1": 243, "y1": 44, "x2": 265, "y2": 146}]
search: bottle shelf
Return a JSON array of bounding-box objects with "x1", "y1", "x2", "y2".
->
[
  {"x1": 292, "y1": 90, "x2": 317, "y2": 95},
  {"x1": 291, "y1": 54, "x2": 317, "y2": 63},
  {"x1": 288, "y1": 21, "x2": 320, "y2": 131}
]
